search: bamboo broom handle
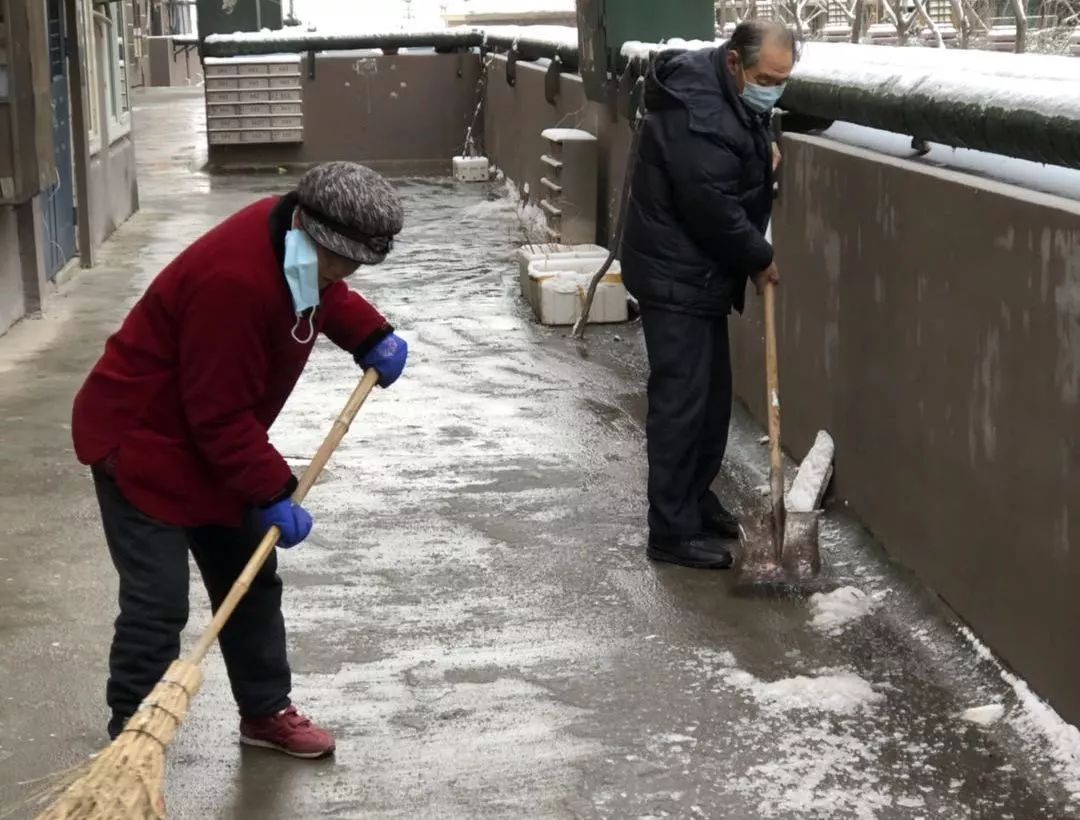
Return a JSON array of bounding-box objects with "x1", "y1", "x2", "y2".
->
[{"x1": 187, "y1": 368, "x2": 381, "y2": 666}]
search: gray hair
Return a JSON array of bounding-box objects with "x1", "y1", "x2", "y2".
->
[{"x1": 730, "y1": 20, "x2": 799, "y2": 68}]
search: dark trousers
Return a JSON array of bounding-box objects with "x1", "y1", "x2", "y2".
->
[
  {"x1": 640, "y1": 306, "x2": 733, "y2": 539},
  {"x1": 93, "y1": 470, "x2": 291, "y2": 739}
]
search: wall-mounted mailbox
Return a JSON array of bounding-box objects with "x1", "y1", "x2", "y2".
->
[{"x1": 204, "y1": 55, "x2": 304, "y2": 146}]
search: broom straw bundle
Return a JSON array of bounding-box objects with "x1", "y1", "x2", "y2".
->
[{"x1": 35, "y1": 369, "x2": 382, "y2": 820}]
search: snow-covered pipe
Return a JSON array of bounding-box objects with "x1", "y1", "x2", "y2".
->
[
  {"x1": 786, "y1": 42, "x2": 1080, "y2": 170},
  {"x1": 201, "y1": 29, "x2": 484, "y2": 57}
]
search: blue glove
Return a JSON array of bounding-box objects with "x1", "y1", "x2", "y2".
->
[
  {"x1": 258, "y1": 499, "x2": 313, "y2": 549},
  {"x1": 361, "y1": 333, "x2": 408, "y2": 388}
]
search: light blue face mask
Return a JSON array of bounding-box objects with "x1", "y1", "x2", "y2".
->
[
  {"x1": 283, "y1": 227, "x2": 320, "y2": 344},
  {"x1": 741, "y1": 81, "x2": 786, "y2": 115}
]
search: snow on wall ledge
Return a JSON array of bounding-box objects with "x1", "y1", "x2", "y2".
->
[
  {"x1": 785, "y1": 43, "x2": 1080, "y2": 169},
  {"x1": 620, "y1": 39, "x2": 1080, "y2": 169}
]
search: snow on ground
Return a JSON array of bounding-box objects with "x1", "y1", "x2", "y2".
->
[
  {"x1": 958, "y1": 625, "x2": 1080, "y2": 798},
  {"x1": 958, "y1": 704, "x2": 1007, "y2": 726},
  {"x1": 809, "y1": 586, "x2": 878, "y2": 636},
  {"x1": 727, "y1": 668, "x2": 886, "y2": 715}
]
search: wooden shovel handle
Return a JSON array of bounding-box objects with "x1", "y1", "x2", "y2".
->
[
  {"x1": 187, "y1": 368, "x2": 382, "y2": 666},
  {"x1": 764, "y1": 281, "x2": 786, "y2": 562}
]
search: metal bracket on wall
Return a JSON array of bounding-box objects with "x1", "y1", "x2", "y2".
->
[
  {"x1": 308, "y1": 49, "x2": 316, "y2": 80},
  {"x1": 627, "y1": 75, "x2": 644, "y2": 122},
  {"x1": 544, "y1": 56, "x2": 562, "y2": 106},
  {"x1": 506, "y1": 47, "x2": 517, "y2": 87},
  {"x1": 606, "y1": 76, "x2": 620, "y2": 122}
]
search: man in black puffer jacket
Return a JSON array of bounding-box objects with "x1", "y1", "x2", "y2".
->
[{"x1": 621, "y1": 21, "x2": 796, "y2": 570}]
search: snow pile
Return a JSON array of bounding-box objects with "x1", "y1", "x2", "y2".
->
[
  {"x1": 958, "y1": 704, "x2": 1006, "y2": 726},
  {"x1": 787, "y1": 429, "x2": 834, "y2": 512},
  {"x1": 621, "y1": 39, "x2": 722, "y2": 61},
  {"x1": 794, "y1": 42, "x2": 1080, "y2": 121},
  {"x1": 957, "y1": 625, "x2": 1080, "y2": 797},
  {"x1": 725, "y1": 668, "x2": 885, "y2": 715},
  {"x1": 808, "y1": 586, "x2": 875, "y2": 635},
  {"x1": 479, "y1": 25, "x2": 578, "y2": 49}
]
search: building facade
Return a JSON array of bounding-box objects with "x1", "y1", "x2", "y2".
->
[{"x1": 0, "y1": 0, "x2": 140, "y2": 336}]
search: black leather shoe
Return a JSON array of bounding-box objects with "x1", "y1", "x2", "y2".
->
[
  {"x1": 647, "y1": 536, "x2": 734, "y2": 570},
  {"x1": 701, "y1": 499, "x2": 740, "y2": 540}
]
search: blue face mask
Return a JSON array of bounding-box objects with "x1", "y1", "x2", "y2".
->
[
  {"x1": 741, "y1": 81, "x2": 786, "y2": 115},
  {"x1": 283, "y1": 228, "x2": 320, "y2": 344}
]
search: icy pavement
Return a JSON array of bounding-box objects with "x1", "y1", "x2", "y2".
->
[{"x1": 2, "y1": 89, "x2": 1080, "y2": 819}]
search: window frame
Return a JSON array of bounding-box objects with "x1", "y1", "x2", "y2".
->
[{"x1": 82, "y1": 0, "x2": 131, "y2": 153}]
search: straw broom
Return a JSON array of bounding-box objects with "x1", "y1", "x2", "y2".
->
[{"x1": 36, "y1": 368, "x2": 382, "y2": 820}]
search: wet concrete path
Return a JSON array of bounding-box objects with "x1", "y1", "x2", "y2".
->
[{"x1": 2, "y1": 90, "x2": 1079, "y2": 819}]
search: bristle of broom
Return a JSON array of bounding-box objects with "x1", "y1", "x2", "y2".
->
[{"x1": 35, "y1": 660, "x2": 203, "y2": 820}]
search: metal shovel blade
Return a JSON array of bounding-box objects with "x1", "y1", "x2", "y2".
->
[{"x1": 732, "y1": 509, "x2": 825, "y2": 596}]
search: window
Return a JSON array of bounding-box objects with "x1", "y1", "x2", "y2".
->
[
  {"x1": 79, "y1": 0, "x2": 131, "y2": 151},
  {"x1": 101, "y1": 3, "x2": 131, "y2": 125}
]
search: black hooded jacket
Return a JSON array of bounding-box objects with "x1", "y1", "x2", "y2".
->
[{"x1": 621, "y1": 45, "x2": 775, "y2": 316}]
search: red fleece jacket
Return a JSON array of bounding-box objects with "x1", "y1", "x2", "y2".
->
[{"x1": 72, "y1": 196, "x2": 391, "y2": 527}]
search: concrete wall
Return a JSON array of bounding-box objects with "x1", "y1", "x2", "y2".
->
[
  {"x1": 89, "y1": 136, "x2": 139, "y2": 247},
  {"x1": 146, "y1": 37, "x2": 200, "y2": 88},
  {"x1": 0, "y1": 207, "x2": 27, "y2": 335},
  {"x1": 207, "y1": 53, "x2": 483, "y2": 175},
  {"x1": 483, "y1": 55, "x2": 632, "y2": 246},
  {"x1": 731, "y1": 133, "x2": 1080, "y2": 723}
]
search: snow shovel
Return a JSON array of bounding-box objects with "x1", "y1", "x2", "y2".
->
[{"x1": 734, "y1": 280, "x2": 823, "y2": 592}]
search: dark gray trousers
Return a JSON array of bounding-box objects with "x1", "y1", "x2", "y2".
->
[
  {"x1": 93, "y1": 469, "x2": 291, "y2": 738},
  {"x1": 640, "y1": 306, "x2": 733, "y2": 539}
]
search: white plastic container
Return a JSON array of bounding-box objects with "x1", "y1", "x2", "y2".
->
[
  {"x1": 514, "y1": 243, "x2": 607, "y2": 299},
  {"x1": 526, "y1": 257, "x2": 628, "y2": 326},
  {"x1": 452, "y1": 156, "x2": 490, "y2": 182}
]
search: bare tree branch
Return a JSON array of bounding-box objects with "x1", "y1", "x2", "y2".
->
[{"x1": 913, "y1": 0, "x2": 947, "y2": 46}]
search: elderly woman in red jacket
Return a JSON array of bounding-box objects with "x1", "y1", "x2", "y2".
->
[{"x1": 72, "y1": 162, "x2": 407, "y2": 759}]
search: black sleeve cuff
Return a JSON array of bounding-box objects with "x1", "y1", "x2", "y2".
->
[
  {"x1": 261, "y1": 475, "x2": 299, "y2": 508},
  {"x1": 352, "y1": 324, "x2": 394, "y2": 364}
]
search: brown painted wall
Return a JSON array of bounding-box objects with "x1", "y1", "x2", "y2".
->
[
  {"x1": 89, "y1": 136, "x2": 138, "y2": 247},
  {"x1": 207, "y1": 52, "x2": 482, "y2": 174},
  {"x1": 483, "y1": 55, "x2": 632, "y2": 246},
  {"x1": 731, "y1": 133, "x2": 1080, "y2": 722},
  {"x1": 0, "y1": 206, "x2": 26, "y2": 334},
  {"x1": 147, "y1": 37, "x2": 199, "y2": 88}
]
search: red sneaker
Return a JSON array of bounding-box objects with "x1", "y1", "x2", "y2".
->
[{"x1": 239, "y1": 706, "x2": 336, "y2": 759}]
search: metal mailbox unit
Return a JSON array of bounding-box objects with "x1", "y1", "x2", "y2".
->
[{"x1": 204, "y1": 55, "x2": 304, "y2": 146}]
